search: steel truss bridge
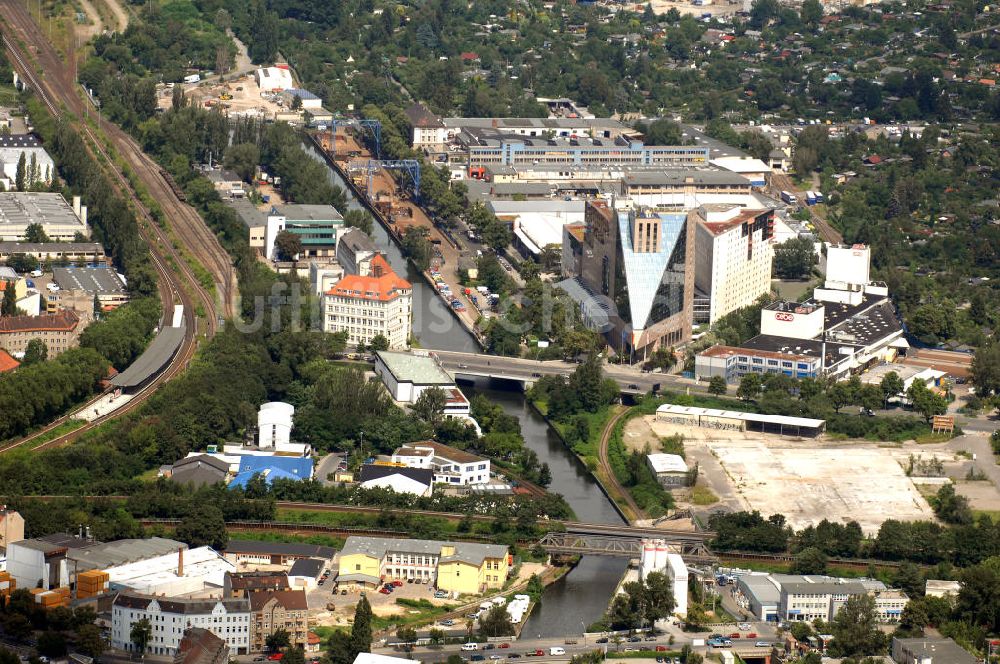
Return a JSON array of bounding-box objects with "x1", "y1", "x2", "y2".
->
[{"x1": 538, "y1": 524, "x2": 716, "y2": 564}]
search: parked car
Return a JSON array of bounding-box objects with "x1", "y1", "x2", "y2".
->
[
  {"x1": 548, "y1": 648, "x2": 565, "y2": 656},
  {"x1": 747, "y1": 633, "x2": 757, "y2": 639},
  {"x1": 595, "y1": 638, "x2": 608, "y2": 644},
  {"x1": 628, "y1": 636, "x2": 642, "y2": 643},
  {"x1": 755, "y1": 641, "x2": 771, "y2": 648},
  {"x1": 483, "y1": 644, "x2": 495, "y2": 651},
  {"x1": 490, "y1": 656, "x2": 503, "y2": 660},
  {"x1": 729, "y1": 633, "x2": 741, "y2": 639},
  {"x1": 461, "y1": 643, "x2": 479, "y2": 652},
  {"x1": 507, "y1": 655, "x2": 521, "y2": 659},
  {"x1": 498, "y1": 644, "x2": 510, "y2": 649},
  {"x1": 392, "y1": 580, "x2": 404, "y2": 587},
  {"x1": 471, "y1": 656, "x2": 485, "y2": 661},
  {"x1": 737, "y1": 623, "x2": 751, "y2": 631},
  {"x1": 655, "y1": 646, "x2": 668, "y2": 652},
  {"x1": 644, "y1": 636, "x2": 657, "y2": 641}
]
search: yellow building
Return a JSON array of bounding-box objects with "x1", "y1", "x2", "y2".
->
[
  {"x1": 337, "y1": 537, "x2": 509, "y2": 595},
  {"x1": 0, "y1": 508, "x2": 24, "y2": 550}
]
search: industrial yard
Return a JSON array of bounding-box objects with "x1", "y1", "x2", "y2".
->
[{"x1": 643, "y1": 415, "x2": 951, "y2": 534}]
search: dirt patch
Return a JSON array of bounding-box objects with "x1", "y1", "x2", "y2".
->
[
  {"x1": 647, "y1": 0, "x2": 741, "y2": 16},
  {"x1": 623, "y1": 416, "x2": 666, "y2": 454},
  {"x1": 954, "y1": 480, "x2": 1000, "y2": 512}
]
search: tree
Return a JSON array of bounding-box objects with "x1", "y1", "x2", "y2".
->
[
  {"x1": 223, "y1": 143, "x2": 260, "y2": 182},
  {"x1": 828, "y1": 595, "x2": 886, "y2": 657},
  {"x1": 773, "y1": 237, "x2": 816, "y2": 279},
  {"x1": 642, "y1": 119, "x2": 684, "y2": 145},
  {"x1": 368, "y1": 334, "x2": 390, "y2": 352},
  {"x1": 932, "y1": 483, "x2": 972, "y2": 525},
  {"x1": 828, "y1": 382, "x2": 854, "y2": 413},
  {"x1": 37, "y1": 632, "x2": 67, "y2": 658},
  {"x1": 971, "y1": 343, "x2": 1000, "y2": 398},
  {"x1": 23, "y1": 223, "x2": 50, "y2": 243},
  {"x1": 479, "y1": 604, "x2": 515, "y2": 637},
  {"x1": 75, "y1": 624, "x2": 106, "y2": 659},
  {"x1": 857, "y1": 384, "x2": 882, "y2": 415},
  {"x1": 290, "y1": 94, "x2": 303, "y2": 111},
  {"x1": 343, "y1": 209, "x2": 374, "y2": 236},
  {"x1": 130, "y1": 617, "x2": 152, "y2": 655},
  {"x1": 176, "y1": 504, "x2": 228, "y2": 549},
  {"x1": 412, "y1": 386, "x2": 447, "y2": 426},
  {"x1": 1, "y1": 281, "x2": 16, "y2": 316},
  {"x1": 283, "y1": 647, "x2": 305, "y2": 664},
  {"x1": 274, "y1": 231, "x2": 303, "y2": 262},
  {"x1": 395, "y1": 626, "x2": 417, "y2": 647},
  {"x1": 791, "y1": 547, "x2": 828, "y2": 575},
  {"x1": 350, "y1": 596, "x2": 373, "y2": 658},
  {"x1": 800, "y1": 0, "x2": 823, "y2": 25},
  {"x1": 880, "y1": 371, "x2": 905, "y2": 406},
  {"x1": 22, "y1": 340, "x2": 47, "y2": 365},
  {"x1": 906, "y1": 381, "x2": 947, "y2": 422},
  {"x1": 15, "y1": 152, "x2": 26, "y2": 191},
  {"x1": 428, "y1": 628, "x2": 444, "y2": 646},
  {"x1": 266, "y1": 628, "x2": 291, "y2": 652},
  {"x1": 708, "y1": 376, "x2": 727, "y2": 396},
  {"x1": 737, "y1": 373, "x2": 762, "y2": 401}
]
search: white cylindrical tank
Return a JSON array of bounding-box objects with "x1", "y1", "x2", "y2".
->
[
  {"x1": 654, "y1": 540, "x2": 669, "y2": 572},
  {"x1": 641, "y1": 539, "x2": 655, "y2": 579}
]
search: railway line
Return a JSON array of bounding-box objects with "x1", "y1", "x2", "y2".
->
[{"x1": 0, "y1": 4, "x2": 227, "y2": 450}]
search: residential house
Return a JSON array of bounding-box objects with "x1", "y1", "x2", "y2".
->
[{"x1": 249, "y1": 590, "x2": 309, "y2": 653}]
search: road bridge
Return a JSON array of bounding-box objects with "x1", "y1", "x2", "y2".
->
[{"x1": 430, "y1": 349, "x2": 700, "y2": 395}]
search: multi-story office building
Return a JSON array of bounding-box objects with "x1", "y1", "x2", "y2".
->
[
  {"x1": 264, "y1": 204, "x2": 344, "y2": 261},
  {"x1": 691, "y1": 205, "x2": 774, "y2": 324},
  {"x1": 321, "y1": 255, "x2": 412, "y2": 348},
  {"x1": 112, "y1": 592, "x2": 251, "y2": 656},
  {"x1": 561, "y1": 200, "x2": 694, "y2": 361}
]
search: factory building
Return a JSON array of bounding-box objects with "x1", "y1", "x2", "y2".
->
[
  {"x1": 0, "y1": 193, "x2": 89, "y2": 242},
  {"x1": 731, "y1": 573, "x2": 907, "y2": 623},
  {"x1": 645, "y1": 454, "x2": 691, "y2": 488},
  {"x1": 654, "y1": 404, "x2": 826, "y2": 437}
]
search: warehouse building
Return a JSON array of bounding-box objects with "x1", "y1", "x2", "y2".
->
[
  {"x1": 645, "y1": 453, "x2": 691, "y2": 487},
  {"x1": 52, "y1": 266, "x2": 129, "y2": 310},
  {"x1": 222, "y1": 541, "x2": 336, "y2": 568},
  {"x1": 358, "y1": 465, "x2": 434, "y2": 496},
  {"x1": 734, "y1": 574, "x2": 781, "y2": 622},
  {"x1": 104, "y1": 546, "x2": 236, "y2": 596},
  {"x1": 0, "y1": 242, "x2": 106, "y2": 265},
  {"x1": 112, "y1": 591, "x2": 251, "y2": 656},
  {"x1": 891, "y1": 637, "x2": 976, "y2": 664},
  {"x1": 0, "y1": 134, "x2": 55, "y2": 190},
  {"x1": 338, "y1": 536, "x2": 509, "y2": 594},
  {"x1": 655, "y1": 404, "x2": 826, "y2": 437},
  {"x1": 0, "y1": 193, "x2": 89, "y2": 242}
]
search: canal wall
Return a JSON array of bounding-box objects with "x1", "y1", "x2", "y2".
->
[{"x1": 305, "y1": 131, "x2": 485, "y2": 349}]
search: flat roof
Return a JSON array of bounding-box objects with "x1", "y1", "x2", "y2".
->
[
  {"x1": 0, "y1": 193, "x2": 85, "y2": 229},
  {"x1": 656, "y1": 403, "x2": 826, "y2": 429},
  {"x1": 623, "y1": 170, "x2": 749, "y2": 186},
  {"x1": 270, "y1": 204, "x2": 342, "y2": 221},
  {"x1": 646, "y1": 453, "x2": 688, "y2": 474},
  {"x1": 341, "y1": 536, "x2": 507, "y2": 567},
  {"x1": 0, "y1": 242, "x2": 104, "y2": 254},
  {"x1": 110, "y1": 327, "x2": 185, "y2": 388},
  {"x1": 737, "y1": 575, "x2": 781, "y2": 606},
  {"x1": 52, "y1": 267, "x2": 126, "y2": 293},
  {"x1": 893, "y1": 638, "x2": 976, "y2": 664},
  {"x1": 375, "y1": 350, "x2": 455, "y2": 386}
]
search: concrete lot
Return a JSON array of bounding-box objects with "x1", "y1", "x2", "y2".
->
[
  {"x1": 157, "y1": 73, "x2": 287, "y2": 119},
  {"x1": 644, "y1": 415, "x2": 955, "y2": 533}
]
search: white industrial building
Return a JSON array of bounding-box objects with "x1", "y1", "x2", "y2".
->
[
  {"x1": 487, "y1": 199, "x2": 585, "y2": 258},
  {"x1": 0, "y1": 193, "x2": 89, "y2": 242},
  {"x1": 255, "y1": 66, "x2": 294, "y2": 92},
  {"x1": 733, "y1": 573, "x2": 907, "y2": 623},
  {"x1": 105, "y1": 546, "x2": 236, "y2": 596},
  {"x1": 112, "y1": 591, "x2": 250, "y2": 656},
  {"x1": 357, "y1": 465, "x2": 434, "y2": 496},
  {"x1": 639, "y1": 540, "x2": 688, "y2": 617},
  {"x1": 692, "y1": 205, "x2": 775, "y2": 324},
  {"x1": 258, "y1": 402, "x2": 294, "y2": 450},
  {"x1": 645, "y1": 453, "x2": 690, "y2": 487},
  {"x1": 374, "y1": 350, "x2": 459, "y2": 403},
  {"x1": 709, "y1": 156, "x2": 771, "y2": 187}
]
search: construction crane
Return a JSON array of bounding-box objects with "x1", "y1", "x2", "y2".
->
[{"x1": 322, "y1": 118, "x2": 382, "y2": 159}]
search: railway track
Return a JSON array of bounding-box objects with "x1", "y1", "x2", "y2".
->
[{"x1": 0, "y1": 6, "x2": 224, "y2": 450}]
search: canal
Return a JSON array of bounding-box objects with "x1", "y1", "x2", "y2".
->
[{"x1": 306, "y1": 142, "x2": 626, "y2": 636}]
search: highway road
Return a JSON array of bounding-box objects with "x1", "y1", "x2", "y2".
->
[{"x1": 430, "y1": 350, "x2": 706, "y2": 396}]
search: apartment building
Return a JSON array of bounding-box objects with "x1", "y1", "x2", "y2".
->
[
  {"x1": 174, "y1": 628, "x2": 230, "y2": 664},
  {"x1": 322, "y1": 255, "x2": 412, "y2": 348},
  {"x1": 249, "y1": 590, "x2": 309, "y2": 653},
  {"x1": 338, "y1": 537, "x2": 509, "y2": 595},
  {"x1": 391, "y1": 441, "x2": 491, "y2": 485},
  {"x1": 223, "y1": 571, "x2": 290, "y2": 599},
  {"x1": 691, "y1": 205, "x2": 774, "y2": 324},
  {"x1": 0, "y1": 309, "x2": 83, "y2": 357},
  {"x1": 112, "y1": 592, "x2": 251, "y2": 656}
]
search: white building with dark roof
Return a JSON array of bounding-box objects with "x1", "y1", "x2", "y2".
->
[
  {"x1": 0, "y1": 193, "x2": 88, "y2": 242},
  {"x1": 358, "y1": 465, "x2": 434, "y2": 496},
  {"x1": 392, "y1": 441, "x2": 490, "y2": 486},
  {"x1": 112, "y1": 591, "x2": 251, "y2": 656},
  {"x1": 0, "y1": 135, "x2": 54, "y2": 190}
]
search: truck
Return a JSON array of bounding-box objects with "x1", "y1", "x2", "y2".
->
[
  {"x1": 183, "y1": 73, "x2": 200, "y2": 84},
  {"x1": 780, "y1": 190, "x2": 797, "y2": 204},
  {"x1": 805, "y1": 191, "x2": 817, "y2": 206},
  {"x1": 814, "y1": 190, "x2": 825, "y2": 203},
  {"x1": 548, "y1": 648, "x2": 565, "y2": 656}
]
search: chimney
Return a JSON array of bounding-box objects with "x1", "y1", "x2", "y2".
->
[
  {"x1": 73, "y1": 196, "x2": 81, "y2": 217},
  {"x1": 80, "y1": 205, "x2": 88, "y2": 227},
  {"x1": 178, "y1": 547, "x2": 184, "y2": 577}
]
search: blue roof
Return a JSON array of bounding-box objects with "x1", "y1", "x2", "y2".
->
[
  {"x1": 284, "y1": 88, "x2": 320, "y2": 100},
  {"x1": 229, "y1": 467, "x2": 304, "y2": 489},
  {"x1": 237, "y1": 455, "x2": 313, "y2": 478}
]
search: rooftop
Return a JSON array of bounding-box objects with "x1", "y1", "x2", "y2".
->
[
  {"x1": 288, "y1": 558, "x2": 325, "y2": 579},
  {"x1": 697, "y1": 208, "x2": 771, "y2": 237},
  {"x1": 341, "y1": 536, "x2": 507, "y2": 567},
  {"x1": 358, "y1": 464, "x2": 434, "y2": 486},
  {"x1": 375, "y1": 350, "x2": 455, "y2": 386},
  {"x1": 270, "y1": 204, "x2": 343, "y2": 222},
  {"x1": 622, "y1": 170, "x2": 750, "y2": 187},
  {"x1": 174, "y1": 628, "x2": 229, "y2": 664},
  {"x1": 110, "y1": 327, "x2": 185, "y2": 389},
  {"x1": 114, "y1": 590, "x2": 248, "y2": 615},
  {"x1": 646, "y1": 453, "x2": 689, "y2": 474},
  {"x1": 225, "y1": 570, "x2": 289, "y2": 592},
  {"x1": 0, "y1": 349, "x2": 20, "y2": 372},
  {"x1": 405, "y1": 103, "x2": 444, "y2": 129},
  {"x1": 338, "y1": 227, "x2": 377, "y2": 254},
  {"x1": 248, "y1": 589, "x2": 309, "y2": 611},
  {"x1": 107, "y1": 546, "x2": 235, "y2": 594},
  {"x1": 395, "y1": 440, "x2": 485, "y2": 465},
  {"x1": 892, "y1": 638, "x2": 976, "y2": 664},
  {"x1": 326, "y1": 255, "x2": 411, "y2": 303},
  {"x1": 0, "y1": 309, "x2": 80, "y2": 334},
  {"x1": 224, "y1": 540, "x2": 336, "y2": 559},
  {"x1": 52, "y1": 267, "x2": 126, "y2": 294},
  {"x1": 0, "y1": 242, "x2": 104, "y2": 254},
  {"x1": 0, "y1": 193, "x2": 85, "y2": 229},
  {"x1": 67, "y1": 537, "x2": 187, "y2": 571},
  {"x1": 656, "y1": 403, "x2": 826, "y2": 429},
  {"x1": 0, "y1": 134, "x2": 43, "y2": 149}
]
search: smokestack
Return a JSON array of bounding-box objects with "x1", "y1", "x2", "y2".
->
[
  {"x1": 80, "y1": 206, "x2": 88, "y2": 227},
  {"x1": 85, "y1": 525, "x2": 91, "y2": 540},
  {"x1": 73, "y1": 196, "x2": 81, "y2": 217},
  {"x1": 178, "y1": 547, "x2": 184, "y2": 577}
]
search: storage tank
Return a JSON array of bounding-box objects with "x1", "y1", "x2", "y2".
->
[
  {"x1": 641, "y1": 539, "x2": 656, "y2": 579},
  {"x1": 654, "y1": 540, "x2": 669, "y2": 573}
]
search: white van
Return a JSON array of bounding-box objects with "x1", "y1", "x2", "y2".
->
[
  {"x1": 549, "y1": 647, "x2": 565, "y2": 656},
  {"x1": 462, "y1": 643, "x2": 479, "y2": 651}
]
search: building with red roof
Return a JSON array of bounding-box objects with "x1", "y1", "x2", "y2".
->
[
  {"x1": 0, "y1": 349, "x2": 19, "y2": 373},
  {"x1": 321, "y1": 255, "x2": 412, "y2": 348}
]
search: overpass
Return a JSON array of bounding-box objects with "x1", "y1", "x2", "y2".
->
[
  {"x1": 538, "y1": 523, "x2": 716, "y2": 563},
  {"x1": 429, "y1": 349, "x2": 700, "y2": 395}
]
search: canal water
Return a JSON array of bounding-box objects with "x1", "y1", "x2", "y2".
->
[{"x1": 306, "y1": 143, "x2": 626, "y2": 636}]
